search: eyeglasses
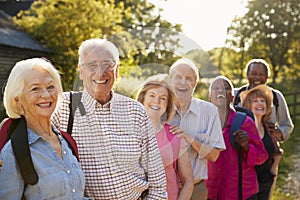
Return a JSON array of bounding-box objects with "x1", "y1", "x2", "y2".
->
[
  {"x1": 211, "y1": 86, "x2": 232, "y2": 91},
  {"x1": 81, "y1": 59, "x2": 116, "y2": 73}
]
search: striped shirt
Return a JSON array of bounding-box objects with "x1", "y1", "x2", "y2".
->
[{"x1": 52, "y1": 89, "x2": 167, "y2": 200}]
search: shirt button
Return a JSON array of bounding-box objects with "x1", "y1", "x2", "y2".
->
[
  {"x1": 63, "y1": 151, "x2": 67, "y2": 155},
  {"x1": 67, "y1": 170, "x2": 70, "y2": 174},
  {"x1": 72, "y1": 189, "x2": 76, "y2": 193}
]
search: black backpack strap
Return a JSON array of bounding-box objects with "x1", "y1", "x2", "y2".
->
[
  {"x1": 230, "y1": 111, "x2": 246, "y2": 200},
  {"x1": 234, "y1": 105, "x2": 255, "y2": 121},
  {"x1": 233, "y1": 86, "x2": 247, "y2": 106},
  {"x1": 7, "y1": 118, "x2": 21, "y2": 138},
  {"x1": 67, "y1": 91, "x2": 85, "y2": 135},
  {"x1": 21, "y1": 183, "x2": 28, "y2": 200},
  {"x1": 237, "y1": 145, "x2": 242, "y2": 200},
  {"x1": 271, "y1": 90, "x2": 279, "y2": 113},
  {"x1": 11, "y1": 116, "x2": 38, "y2": 185}
]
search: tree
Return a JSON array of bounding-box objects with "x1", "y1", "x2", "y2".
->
[
  {"x1": 225, "y1": 0, "x2": 300, "y2": 87},
  {"x1": 113, "y1": 0, "x2": 183, "y2": 76},
  {"x1": 13, "y1": 0, "x2": 126, "y2": 90},
  {"x1": 13, "y1": 0, "x2": 184, "y2": 91}
]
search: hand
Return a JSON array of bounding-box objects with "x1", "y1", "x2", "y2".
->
[
  {"x1": 264, "y1": 122, "x2": 283, "y2": 141},
  {"x1": 170, "y1": 125, "x2": 192, "y2": 144},
  {"x1": 233, "y1": 130, "x2": 249, "y2": 152}
]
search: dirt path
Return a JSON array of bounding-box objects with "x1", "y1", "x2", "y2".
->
[{"x1": 277, "y1": 143, "x2": 300, "y2": 199}]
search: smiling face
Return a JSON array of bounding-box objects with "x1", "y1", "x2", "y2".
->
[
  {"x1": 209, "y1": 78, "x2": 233, "y2": 109},
  {"x1": 169, "y1": 64, "x2": 197, "y2": 103},
  {"x1": 17, "y1": 69, "x2": 58, "y2": 120},
  {"x1": 250, "y1": 96, "x2": 267, "y2": 118},
  {"x1": 143, "y1": 86, "x2": 169, "y2": 122},
  {"x1": 79, "y1": 49, "x2": 119, "y2": 104},
  {"x1": 247, "y1": 63, "x2": 268, "y2": 89}
]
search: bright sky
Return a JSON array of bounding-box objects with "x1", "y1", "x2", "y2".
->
[{"x1": 149, "y1": 0, "x2": 249, "y2": 51}]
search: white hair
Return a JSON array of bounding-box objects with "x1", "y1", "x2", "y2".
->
[
  {"x1": 3, "y1": 58, "x2": 62, "y2": 118},
  {"x1": 78, "y1": 38, "x2": 119, "y2": 66},
  {"x1": 169, "y1": 58, "x2": 199, "y2": 82}
]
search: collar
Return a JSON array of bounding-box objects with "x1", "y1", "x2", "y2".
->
[
  {"x1": 81, "y1": 89, "x2": 115, "y2": 113},
  {"x1": 176, "y1": 98, "x2": 198, "y2": 117},
  {"x1": 27, "y1": 124, "x2": 62, "y2": 145}
]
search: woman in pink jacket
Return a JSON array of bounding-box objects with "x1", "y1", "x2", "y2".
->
[{"x1": 206, "y1": 76, "x2": 268, "y2": 200}]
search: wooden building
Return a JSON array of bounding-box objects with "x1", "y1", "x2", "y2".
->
[{"x1": 0, "y1": 9, "x2": 51, "y2": 103}]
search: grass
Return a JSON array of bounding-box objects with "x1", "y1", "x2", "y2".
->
[{"x1": 272, "y1": 117, "x2": 300, "y2": 200}]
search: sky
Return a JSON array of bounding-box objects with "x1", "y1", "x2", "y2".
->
[{"x1": 149, "y1": 0, "x2": 249, "y2": 51}]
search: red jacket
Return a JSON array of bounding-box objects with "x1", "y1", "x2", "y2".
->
[{"x1": 206, "y1": 109, "x2": 268, "y2": 200}]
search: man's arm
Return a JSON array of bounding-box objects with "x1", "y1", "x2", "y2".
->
[
  {"x1": 176, "y1": 129, "x2": 222, "y2": 163},
  {"x1": 171, "y1": 126, "x2": 221, "y2": 162},
  {"x1": 171, "y1": 109, "x2": 225, "y2": 163},
  {"x1": 276, "y1": 90, "x2": 294, "y2": 140}
]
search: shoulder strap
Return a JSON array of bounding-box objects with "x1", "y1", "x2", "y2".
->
[
  {"x1": 234, "y1": 105, "x2": 255, "y2": 121},
  {"x1": 230, "y1": 111, "x2": 247, "y2": 149},
  {"x1": 230, "y1": 112, "x2": 246, "y2": 200},
  {"x1": 0, "y1": 118, "x2": 21, "y2": 150},
  {"x1": 67, "y1": 91, "x2": 85, "y2": 135},
  {"x1": 271, "y1": 89, "x2": 279, "y2": 113},
  {"x1": 233, "y1": 86, "x2": 247, "y2": 106},
  {"x1": 60, "y1": 130, "x2": 79, "y2": 161},
  {"x1": 0, "y1": 118, "x2": 12, "y2": 150},
  {"x1": 11, "y1": 116, "x2": 38, "y2": 185}
]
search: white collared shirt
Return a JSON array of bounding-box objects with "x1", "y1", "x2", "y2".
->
[{"x1": 170, "y1": 98, "x2": 225, "y2": 180}]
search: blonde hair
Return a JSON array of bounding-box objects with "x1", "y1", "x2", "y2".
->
[
  {"x1": 3, "y1": 58, "x2": 62, "y2": 118},
  {"x1": 136, "y1": 74, "x2": 178, "y2": 123}
]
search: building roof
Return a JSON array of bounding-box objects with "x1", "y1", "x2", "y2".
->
[{"x1": 0, "y1": 9, "x2": 51, "y2": 53}]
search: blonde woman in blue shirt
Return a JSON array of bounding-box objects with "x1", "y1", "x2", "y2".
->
[{"x1": 0, "y1": 58, "x2": 87, "y2": 199}]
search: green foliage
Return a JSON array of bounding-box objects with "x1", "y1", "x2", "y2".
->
[
  {"x1": 12, "y1": 0, "x2": 183, "y2": 92},
  {"x1": 13, "y1": 0, "x2": 126, "y2": 90},
  {"x1": 224, "y1": 0, "x2": 300, "y2": 86}
]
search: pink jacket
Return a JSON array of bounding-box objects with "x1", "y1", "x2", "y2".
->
[{"x1": 206, "y1": 109, "x2": 268, "y2": 200}]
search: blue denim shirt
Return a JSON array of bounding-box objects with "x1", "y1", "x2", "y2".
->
[{"x1": 0, "y1": 126, "x2": 87, "y2": 200}]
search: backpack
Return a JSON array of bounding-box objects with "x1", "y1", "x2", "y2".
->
[
  {"x1": 233, "y1": 85, "x2": 279, "y2": 113},
  {"x1": 0, "y1": 92, "x2": 85, "y2": 188},
  {"x1": 229, "y1": 107, "x2": 254, "y2": 200}
]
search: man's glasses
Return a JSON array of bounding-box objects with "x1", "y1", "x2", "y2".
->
[
  {"x1": 81, "y1": 59, "x2": 116, "y2": 73},
  {"x1": 211, "y1": 86, "x2": 232, "y2": 91}
]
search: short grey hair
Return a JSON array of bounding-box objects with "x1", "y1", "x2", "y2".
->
[
  {"x1": 209, "y1": 75, "x2": 234, "y2": 96},
  {"x1": 3, "y1": 58, "x2": 62, "y2": 118},
  {"x1": 78, "y1": 38, "x2": 119, "y2": 66}
]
